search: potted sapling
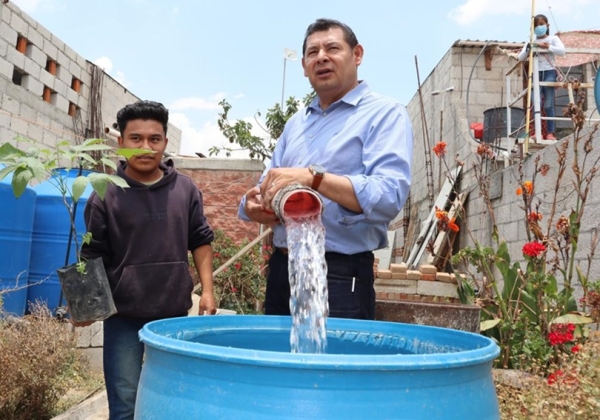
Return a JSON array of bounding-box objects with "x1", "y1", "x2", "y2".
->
[{"x1": 0, "y1": 137, "x2": 151, "y2": 323}]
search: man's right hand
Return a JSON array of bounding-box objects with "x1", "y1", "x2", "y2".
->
[{"x1": 244, "y1": 186, "x2": 281, "y2": 226}]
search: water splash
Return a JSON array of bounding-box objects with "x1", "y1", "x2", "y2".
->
[{"x1": 286, "y1": 215, "x2": 328, "y2": 353}]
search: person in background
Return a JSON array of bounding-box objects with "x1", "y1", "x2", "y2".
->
[
  {"x1": 518, "y1": 13, "x2": 565, "y2": 141},
  {"x1": 78, "y1": 100, "x2": 216, "y2": 420},
  {"x1": 238, "y1": 18, "x2": 413, "y2": 320}
]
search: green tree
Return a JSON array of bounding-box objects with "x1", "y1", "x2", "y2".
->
[{"x1": 210, "y1": 91, "x2": 316, "y2": 160}]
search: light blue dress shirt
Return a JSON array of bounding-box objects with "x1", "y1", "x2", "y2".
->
[{"x1": 238, "y1": 81, "x2": 413, "y2": 254}]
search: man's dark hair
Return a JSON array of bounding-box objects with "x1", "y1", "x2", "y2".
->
[
  {"x1": 116, "y1": 100, "x2": 169, "y2": 136},
  {"x1": 302, "y1": 18, "x2": 359, "y2": 56}
]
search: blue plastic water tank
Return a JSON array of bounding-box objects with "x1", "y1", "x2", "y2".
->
[
  {"x1": 27, "y1": 169, "x2": 93, "y2": 314},
  {"x1": 137, "y1": 316, "x2": 501, "y2": 419},
  {"x1": 0, "y1": 165, "x2": 37, "y2": 316}
]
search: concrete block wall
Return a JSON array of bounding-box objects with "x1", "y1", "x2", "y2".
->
[
  {"x1": 0, "y1": 1, "x2": 181, "y2": 154},
  {"x1": 401, "y1": 39, "x2": 600, "y2": 302},
  {"x1": 174, "y1": 157, "x2": 265, "y2": 244}
]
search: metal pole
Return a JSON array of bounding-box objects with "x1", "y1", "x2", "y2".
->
[
  {"x1": 524, "y1": 0, "x2": 537, "y2": 154},
  {"x1": 532, "y1": 56, "x2": 543, "y2": 141},
  {"x1": 281, "y1": 58, "x2": 287, "y2": 108}
]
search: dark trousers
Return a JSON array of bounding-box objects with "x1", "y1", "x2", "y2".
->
[{"x1": 265, "y1": 248, "x2": 375, "y2": 319}]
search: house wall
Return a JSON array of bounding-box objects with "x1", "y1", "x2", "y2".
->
[
  {"x1": 398, "y1": 40, "x2": 600, "y2": 300},
  {"x1": 0, "y1": 1, "x2": 181, "y2": 153}
]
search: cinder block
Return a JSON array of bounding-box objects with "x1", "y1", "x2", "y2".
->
[
  {"x1": 56, "y1": 62, "x2": 71, "y2": 84},
  {"x1": 90, "y1": 322, "x2": 104, "y2": 347},
  {"x1": 53, "y1": 94, "x2": 69, "y2": 113},
  {"x1": 374, "y1": 279, "x2": 418, "y2": 295},
  {"x1": 67, "y1": 86, "x2": 79, "y2": 103},
  {"x1": 22, "y1": 74, "x2": 43, "y2": 96},
  {"x1": 6, "y1": 46, "x2": 25, "y2": 69},
  {"x1": 418, "y1": 280, "x2": 459, "y2": 299},
  {"x1": 51, "y1": 33, "x2": 65, "y2": 53},
  {"x1": 26, "y1": 27, "x2": 44, "y2": 49},
  {"x1": 75, "y1": 324, "x2": 91, "y2": 347},
  {"x1": 10, "y1": 14, "x2": 28, "y2": 37},
  {"x1": 406, "y1": 270, "x2": 421, "y2": 280},
  {"x1": 42, "y1": 37, "x2": 58, "y2": 59},
  {"x1": 27, "y1": 121, "x2": 43, "y2": 142},
  {"x1": 23, "y1": 57, "x2": 41, "y2": 79},
  {"x1": 63, "y1": 43, "x2": 77, "y2": 61},
  {"x1": 0, "y1": 36, "x2": 7, "y2": 57},
  {"x1": 391, "y1": 272, "x2": 407, "y2": 280},
  {"x1": 377, "y1": 269, "x2": 392, "y2": 279},
  {"x1": 53, "y1": 77, "x2": 68, "y2": 96},
  {"x1": 1, "y1": 4, "x2": 11, "y2": 24},
  {"x1": 419, "y1": 264, "x2": 437, "y2": 275},
  {"x1": 390, "y1": 263, "x2": 407, "y2": 273},
  {"x1": 39, "y1": 68, "x2": 54, "y2": 89},
  {"x1": 26, "y1": 44, "x2": 46, "y2": 67},
  {"x1": 0, "y1": 57, "x2": 12, "y2": 79}
]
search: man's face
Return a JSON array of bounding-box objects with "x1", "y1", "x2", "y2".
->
[
  {"x1": 302, "y1": 27, "x2": 363, "y2": 104},
  {"x1": 118, "y1": 119, "x2": 168, "y2": 181}
]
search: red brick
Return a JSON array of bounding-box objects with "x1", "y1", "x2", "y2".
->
[{"x1": 420, "y1": 274, "x2": 436, "y2": 281}]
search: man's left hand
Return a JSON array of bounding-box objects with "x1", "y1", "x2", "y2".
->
[{"x1": 199, "y1": 291, "x2": 217, "y2": 315}]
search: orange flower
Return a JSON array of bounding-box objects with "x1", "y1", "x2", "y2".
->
[
  {"x1": 447, "y1": 218, "x2": 460, "y2": 232},
  {"x1": 435, "y1": 207, "x2": 448, "y2": 220},
  {"x1": 516, "y1": 181, "x2": 533, "y2": 196},
  {"x1": 433, "y1": 141, "x2": 447, "y2": 158}
]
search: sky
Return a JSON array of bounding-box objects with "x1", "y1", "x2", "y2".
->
[{"x1": 11, "y1": 0, "x2": 600, "y2": 157}]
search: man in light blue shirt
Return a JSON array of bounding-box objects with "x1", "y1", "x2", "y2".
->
[{"x1": 238, "y1": 18, "x2": 413, "y2": 319}]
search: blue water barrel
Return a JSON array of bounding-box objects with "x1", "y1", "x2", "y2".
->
[
  {"x1": 137, "y1": 316, "x2": 501, "y2": 419},
  {"x1": 0, "y1": 165, "x2": 37, "y2": 316},
  {"x1": 27, "y1": 168, "x2": 93, "y2": 314}
]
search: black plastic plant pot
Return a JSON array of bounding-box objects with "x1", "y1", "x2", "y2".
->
[{"x1": 56, "y1": 257, "x2": 117, "y2": 323}]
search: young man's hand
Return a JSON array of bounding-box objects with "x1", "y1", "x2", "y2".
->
[{"x1": 199, "y1": 291, "x2": 217, "y2": 315}]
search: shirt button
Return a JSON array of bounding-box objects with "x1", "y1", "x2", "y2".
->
[
  {"x1": 323, "y1": 112, "x2": 327, "y2": 116},
  {"x1": 309, "y1": 135, "x2": 313, "y2": 138}
]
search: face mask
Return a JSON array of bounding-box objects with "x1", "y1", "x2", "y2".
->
[{"x1": 534, "y1": 25, "x2": 547, "y2": 37}]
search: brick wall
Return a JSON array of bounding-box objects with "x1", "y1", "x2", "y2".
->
[{"x1": 174, "y1": 157, "x2": 265, "y2": 244}]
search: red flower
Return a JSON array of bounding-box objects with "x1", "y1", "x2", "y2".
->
[
  {"x1": 527, "y1": 212, "x2": 543, "y2": 223},
  {"x1": 522, "y1": 241, "x2": 546, "y2": 258},
  {"x1": 234, "y1": 262, "x2": 242, "y2": 270},
  {"x1": 433, "y1": 141, "x2": 447, "y2": 158},
  {"x1": 547, "y1": 370, "x2": 564, "y2": 385},
  {"x1": 214, "y1": 252, "x2": 221, "y2": 258},
  {"x1": 571, "y1": 344, "x2": 581, "y2": 353},
  {"x1": 548, "y1": 323, "x2": 576, "y2": 346}
]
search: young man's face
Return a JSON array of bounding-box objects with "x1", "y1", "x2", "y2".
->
[{"x1": 118, "y1": 119, "x2": 168, "y2": 182}]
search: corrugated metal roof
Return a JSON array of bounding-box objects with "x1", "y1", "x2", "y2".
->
[{"x1": 452, "y1": 39, "x2": 524, "y2": 49}]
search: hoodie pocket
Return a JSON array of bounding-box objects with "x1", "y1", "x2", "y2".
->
[{"x1": 113, "y1": 261, "x2": 193, "y2": 318}]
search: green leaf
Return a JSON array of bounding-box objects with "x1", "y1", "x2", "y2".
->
[
  {"x1": 100, "y1": 157, "x2": 117, "y2": 171},
  {"x1": 72, "y1": 176, "x2": 90, "y2": 203},
  {"x1": 576, "y1": 265, "x2": 587, "y2": 288},
  {"x1": 87, "y1": 173, "x2": 129, "y2": 200},
  {"x1": 0, "y1": 143, "x2": 26, "y2": 160},
  {"x1": 81, "y1": 232, "x2": 92, "y2": 246},
  {"x1": 0, "y1": 165, "x2": 15, "y2": 182},
  {"x1": 480, "y1": 318, "x2": 501, "y2": 331},
  {"x1": 116, "y1": 148, "x2": 156, "y2": 158},
  {"x1": 11, "y1": 167, "x2": 33, "y2": 198},
  {"x1": 544, "y1": 274, "x2": 558, "y2": 295},
  {"x1": 551, "y1": 313, "x2": 594, "y2": 325}
]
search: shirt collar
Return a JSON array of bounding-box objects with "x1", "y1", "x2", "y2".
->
[{"x1": 306, "y1": 80, "x2": 370, "y2": 114}]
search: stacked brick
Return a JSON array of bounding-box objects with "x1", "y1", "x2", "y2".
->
[{"x1": 374, "y1": 261, "x2": 463, "y2": 304}]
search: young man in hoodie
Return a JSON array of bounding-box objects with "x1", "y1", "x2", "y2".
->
[{"x1": 79, "y1": 100, "x2": 216, "y2": 420}]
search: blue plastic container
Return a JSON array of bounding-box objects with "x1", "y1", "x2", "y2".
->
[
  {"x1": 27, "y1": 169, "x2": 92, "y2": 313},
  {"x1": 0, "y1": 166, "x2": 36, "y2": 316},
  {"x1": 137, "y1": 316, "x2": 500, "y2": 420}
]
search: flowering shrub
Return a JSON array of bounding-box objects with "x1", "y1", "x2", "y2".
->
[
  {"x1": 440, "y1": 95, "x2": 598, "y2": 373},
  {"x1": 191, "y1": 229, "x2": 270, "y2": 314}
]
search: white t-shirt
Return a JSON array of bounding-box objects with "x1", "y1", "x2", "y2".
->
[{"x1": 518, "y1": 34, "x2": 565, "y2": 71}]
